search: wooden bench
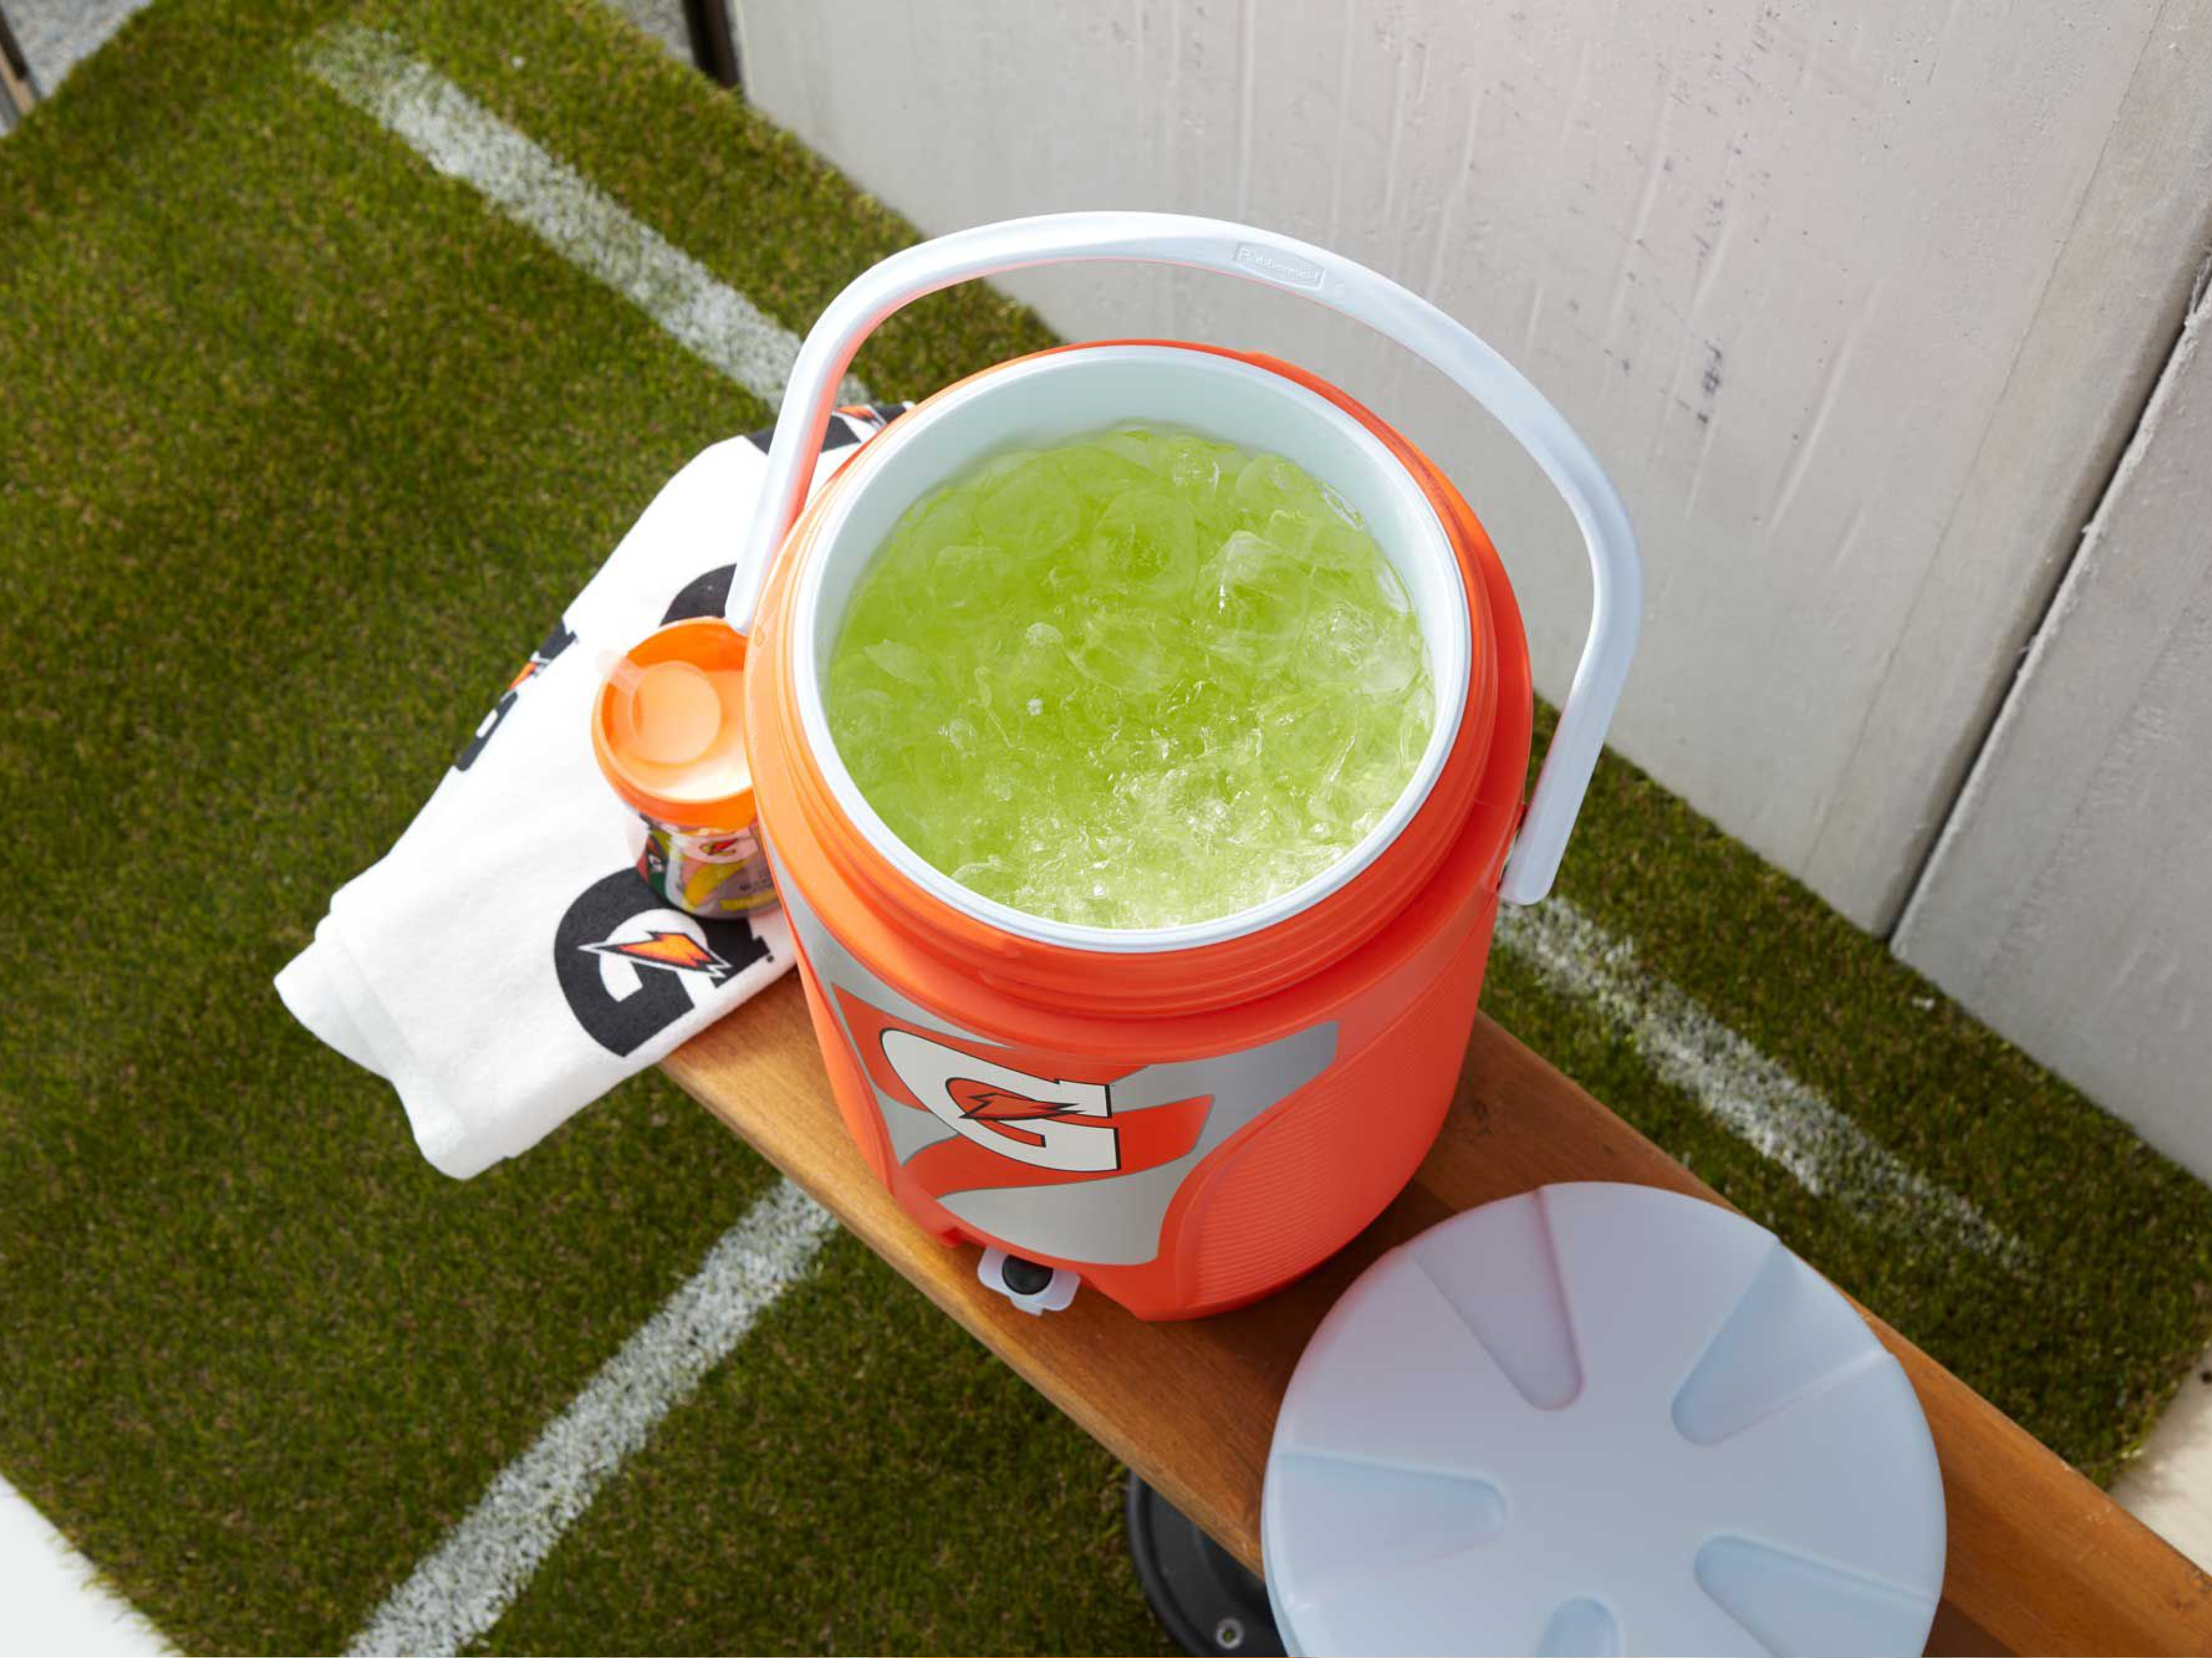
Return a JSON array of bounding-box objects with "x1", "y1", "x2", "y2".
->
[{"x1": 668, "y1": 979, "x2": 2212, "y2": 1656}]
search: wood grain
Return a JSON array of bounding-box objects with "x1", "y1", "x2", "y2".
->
[{"x1": 666, "y1": 980, "x2": 2212, "y2": 1656}]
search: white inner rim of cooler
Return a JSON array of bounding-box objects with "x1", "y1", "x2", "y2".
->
[{"x1": 790, "y1": 345, "x2": 1472, "y2": 954}]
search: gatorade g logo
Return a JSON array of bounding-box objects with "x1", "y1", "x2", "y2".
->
[
  {"x1": 555, "y1": 868, "x2": 771, "y2": 1056},
  {"x1": 880, "y1": 1029, "x2": 1117, "y2": 1172},
  {"x1": 455, "y1": 618, "x2": 578, "y2": 772},
  {"x1": 835, "y1": 989, "x2": 1210, "y2": 1183}
]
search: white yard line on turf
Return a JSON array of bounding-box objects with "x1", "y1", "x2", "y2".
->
[
  {"x1": 303, "y1": 24, "x2": 868, "y2": 412},
  {"x1": 346, "y1": 1180, "x2": 836, "y2": 1657},
  {"x1": 0, "y1": 1473, "x2": 172, "y2": 1657},
  {"x1": 1496, "y1": 897, "x2": 2031, "y2": 1272}
]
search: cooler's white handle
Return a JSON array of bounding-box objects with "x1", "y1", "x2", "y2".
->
[{"x1": 731, "y1": 212, "x2": 1639, "y2": 907}]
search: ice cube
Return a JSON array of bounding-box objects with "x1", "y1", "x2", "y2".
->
[
  {"x1": 1087, "y1": 489, "x2": 1197, "y2": 596},
  {"x1": 864, "y1": 639, "x2": 932, "y2": 686},
  {"x1": 978, "y1": 456, "x2": 1082, "y2": 552}
]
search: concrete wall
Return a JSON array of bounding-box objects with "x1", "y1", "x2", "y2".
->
[
  {"x1": 736, "y1": 0, "x2": 2212, "y2": 1170},
  {"x1": 736, "y1": 0, "x2": 2212, "y2": 933},
  {"x1": 1898, "y1": 271, "x2": 2212, "y2": 1180}
]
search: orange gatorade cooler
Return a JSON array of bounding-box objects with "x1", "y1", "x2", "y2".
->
[{"x1": 725, "y1": 214, "x2": 1638, "y2": 1320}]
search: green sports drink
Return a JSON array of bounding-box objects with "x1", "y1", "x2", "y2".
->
[{"x1": 824, "y1": 426, "x2": 1434, "y2": 929}]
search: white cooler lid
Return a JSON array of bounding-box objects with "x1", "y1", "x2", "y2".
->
[{"x1": 1261, "y1": 1183, "x2": 1946, "y2": 1657}]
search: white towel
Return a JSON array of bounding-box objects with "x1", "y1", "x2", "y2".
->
[{"x1": 277, "y1": 409, "x2": 901, "y2": 1177}]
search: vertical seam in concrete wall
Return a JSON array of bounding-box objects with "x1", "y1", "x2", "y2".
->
[
  {"x1": 1806, "y1": 1, "x2": 2210, "y2": 930},
  {"x1": 1234, "y1": 0, "x2": 1256, "y2": 221},
  {"x1": 1895, "y1": 243, "x2": 2212, "y2": 943},
  {"x1": 1815, "y1": 18, "x2": 2163, "y2": 933},
  {"x1": 1323, "y1": 0, "x2": 1354, "y2": 248}
]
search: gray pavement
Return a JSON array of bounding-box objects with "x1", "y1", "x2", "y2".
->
[{"x1": 5, "y1": 0, "x2": 152, "y2": 96}]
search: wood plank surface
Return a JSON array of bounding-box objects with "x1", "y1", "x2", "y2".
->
[{"x1": 666, "y1": 979, "x2": 2212, "y2": 1656}]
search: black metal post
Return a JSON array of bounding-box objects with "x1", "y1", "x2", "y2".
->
[
  {"x1": 1126, "y1": 1471, "x2": 1286, "y2": 1656},
  {"x1": 681, "y1": 0, "x2": 742, "y2": 91}
]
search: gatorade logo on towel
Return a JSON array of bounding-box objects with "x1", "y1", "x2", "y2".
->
[
  {"x1": 455, "y1": 618, "x2": 578, "y2": 772},
  {"x1": 554, "y1": 868, "x2": 772, "y2": 1056},
  {"x1": 834, "y1": 988, "x2": 1211, "y2": 1182}
]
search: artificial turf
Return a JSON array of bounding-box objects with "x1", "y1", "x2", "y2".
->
[{"x1": 0, "y1": 1, "x2": 2207, "y2": 1651}]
